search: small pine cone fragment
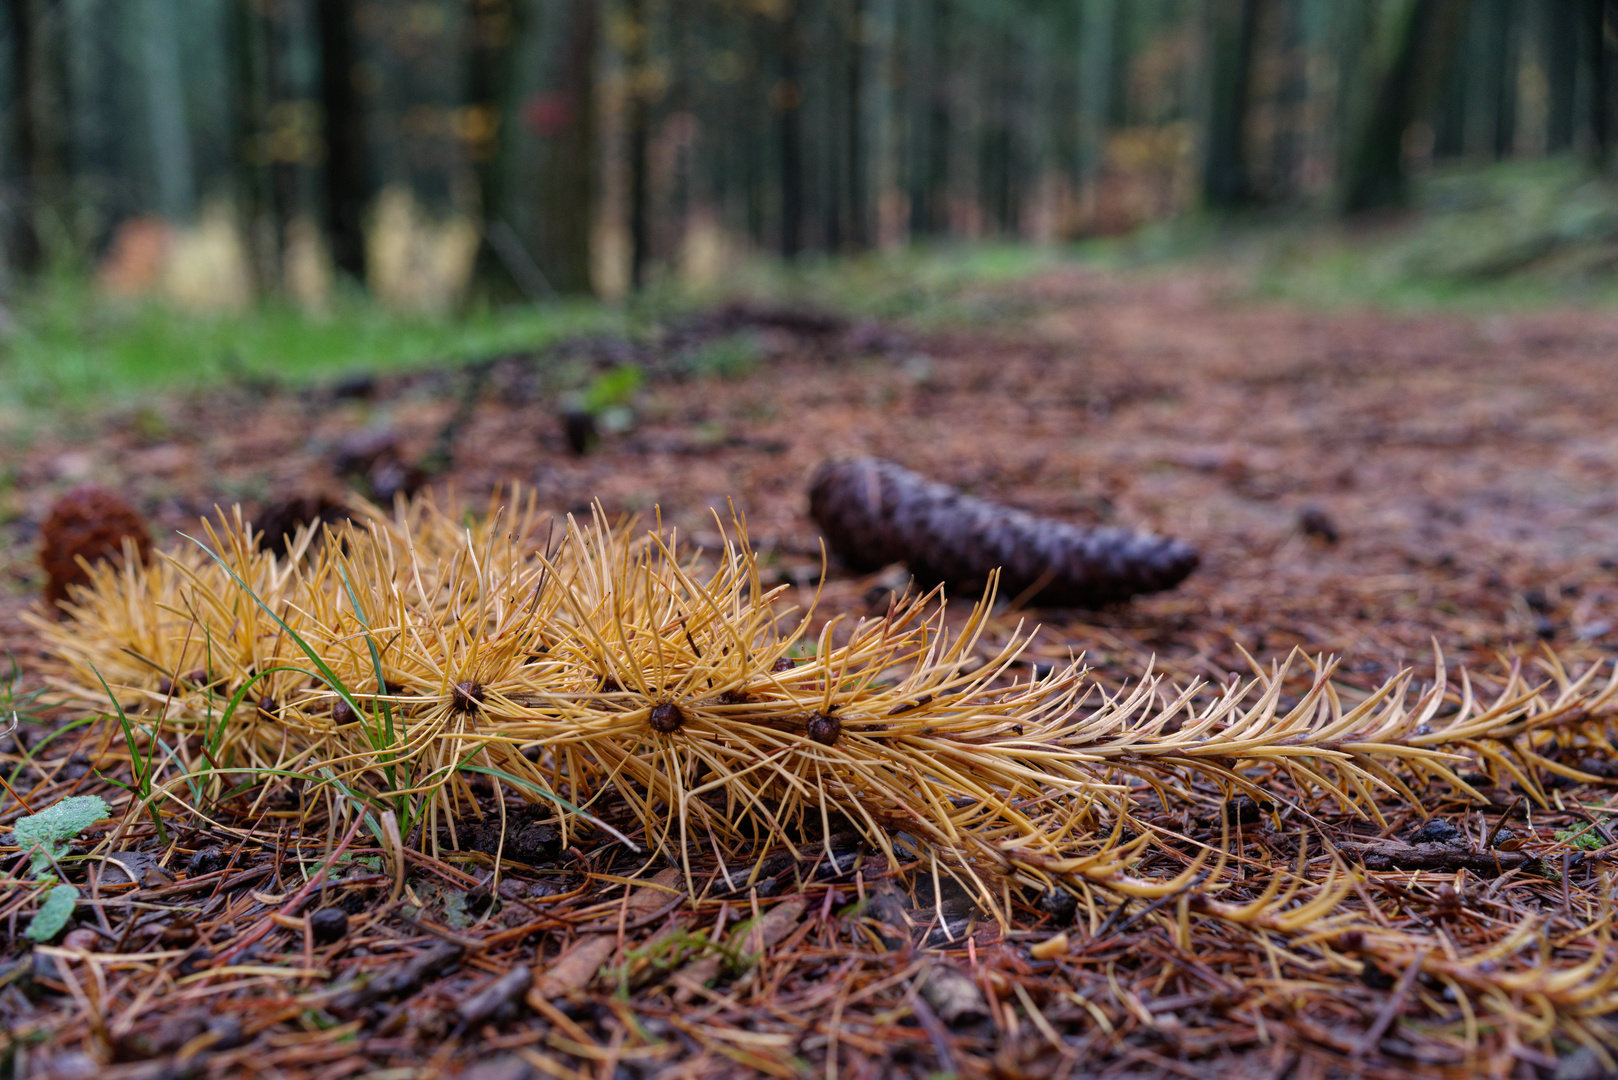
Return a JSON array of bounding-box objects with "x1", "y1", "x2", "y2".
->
[
  {"x1": 254, "y1": 492, "x2": 353, "y2": 556},
  {"x1": 39, "y1": 484, "x2": 153, "y2": 608},
  {"x1": 808, "y1": 457, "x2": 1198, "y2": 607}
]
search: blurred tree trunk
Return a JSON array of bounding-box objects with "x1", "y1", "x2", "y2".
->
[
  {"x1": 819, "y1": 2, "x2": 845, "y2": 251},
  {"x1": 232, "y1": 0, "x2": 291, "y2": 295},
  {"x1": 846, "y1": 0, "x2": 867, "y2": 248},
  {"x1": 1432, "y1": 12, "x2": 1468, "y2": 159},
  {"x1": 8, "y1": 0, "x2": 67, "y2": 276},
  {"x1": 538, "y1": 0, "x2": 596, "y2": 294},
  {"x1": 1268, "y1": 0, "x2": 1306, "y2": 201},
  {"x1": 1203, "y1": 0, "x2": 1264, "y2": 208},
  {"x1": 1341, "y1": 0, "x2": 1470, "y2": 214},
  {"x1": 1076, "y1": 0, "x2": 1115, "y2": 222},
  {"x1": 317, "y1": 0, "x2": 368, "y2": 281},
  {"x1": 626, "y1": 0, "x2": 650, "y2": 287},
  {"x1": 903, "y1": 0, "x2": 936, "y2": 236},
  {"x1": 922, "y1": 0, "x2": 950, "y2": 235},
  {"x1": 467, "y1": 0, "x2": 523, "y2": 296},
  {"x1": 778, "y1": 1, "x2": 802, "y2": 258},
  {"x1": 1545, "y1": 0, "x2": 1579, "y2": 153},
  {"x1": 1589, "y1": 0, "x2": 1610, "y2": 166},
  {"x1": 744, "y1": 12, "x2": 767, "y2": 245},
  {"x1": 665, "y1": 0, "x2": 692, "y2": 266},
  {"x1": 140, "y1": 0, "x2": 194, "y2": 221},
  {"x1": 1478, "y1": 0, "x2": 1520, "y2": 159}
]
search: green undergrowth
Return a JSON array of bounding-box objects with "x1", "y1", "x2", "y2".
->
[
  {"x1": 1105, "y1": 154, "x2": 1618, "y2": 311},
  {"x1": 5, "y1": 157, "x2": 1614, "y2": 424},
  {"x1": 0, "y1": 246, "x2": 1059, "y2": 429},
  {"x1": 684, "y1": 242, "x2": 1063, "y2": 327},
  {"x1": 0, "y1": 280, "x2": 614, "y2": 413}
]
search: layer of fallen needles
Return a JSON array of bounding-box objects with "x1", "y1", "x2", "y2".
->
[{"x1": 13, "y1": 491, "x2": 1618, "y2": 1074}]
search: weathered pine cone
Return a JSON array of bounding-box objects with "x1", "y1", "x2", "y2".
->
[
  {"x1": 39, "y1": 484, "x2": 152, "y2": 608},
  {"x1": 808, "y1": 457, "x2": 1198, "y2": 607}
]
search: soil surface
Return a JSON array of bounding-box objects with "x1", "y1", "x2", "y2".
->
[
  {"x1": 9, "y1": 267, "x2": 1617, "y2": 687},
  {"x1": 5, "y1": 267, "x2": 1618, "y2": 1079}
]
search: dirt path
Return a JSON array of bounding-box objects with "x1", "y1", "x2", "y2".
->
[{"x1": 8, "y1": 267, "x2": 1617, "y2": 691}]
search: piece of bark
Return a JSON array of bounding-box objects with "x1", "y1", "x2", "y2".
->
[
  {"x1": 918, "y1": 964, "x2": 990, "y2": 1025},
  {"x1": 731, "y1": 896, "x2": 809, "y2": 965},
  {"x1": 330, "y1": 942, "x2": 463, "y2": 1013},
  {"x1": 628, "y1": 867, "x2": 685, "y2": 915},
  {"x1": 457, "y1": 965, "x2": 533, "y2": 1027},
  {"x1": 671, "y1": 895, "x2": 809, "y2": 1002},
  {"x1": 1338, "y1": 839, "x2": 1531, "y2": 876},
  {"x1": 808, "y1": 457, "x2": 1198, "y2": 607},
  {"x1": 863, "y1": 887, "x2": 912, "y2": 949},
  {"x1": 669, "y1": 954, "x2": 723, "y2": 1003},
  {"x1": 527, "y1": 935, "x2": 617, "y2": 1005}
]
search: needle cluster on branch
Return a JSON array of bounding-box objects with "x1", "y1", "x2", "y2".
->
[{"x1": 26, "y1": 494, "x2": 1617, "y2": 923}]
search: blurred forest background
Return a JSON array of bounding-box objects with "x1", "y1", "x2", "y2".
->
[{"x1": 0, "y1": 0, "x2": 1615, "y2": 395}]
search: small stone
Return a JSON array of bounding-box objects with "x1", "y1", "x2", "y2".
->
[
  {"x1": 310, "y1": 907, "x2": 349, "y2": 944},
  {"x1": 462, "y1": 1054, "x2": 538, "y2": 1080},
  {"x1": 1299, "y1": 504, "x2": 1339, "y2": 544},
  {"x1": 1408, "y1": 817, "x2": 1461, "y2": 845},
  {"x1": 43, "y1": 1052, "x2": 98, "y2": 1079},
  {"x1": 187, "y1": 847, "x2": 229, "y2": 875},
  {"x1": 176, "y1": 946, "x2": 211, "y2": 976},
  {"x1": 1224, "y1": 795, "x2": 1268, "y2": 825},
  {"x1": 331, "y1": 373, "x2": 378, "y2": 400},
  {"x1": 61, "y1": 928, "x2": 99, "y2": 951},
  {"x1": 918, "y1": 964, "x2": 988, "y2": 1025},
  {"x1": 1553, "y1": 1046, "x2": 1615, "y2": 1080},
  {"x1": 1038, "y1": 889, "x2": 1078, "y2": 926},
  {"x1": 207, "y1": 1015, "x2": 245, "y2": 1050},
  {"x1": 561, "y1": 410, "x2": 596, "y2": 455}
]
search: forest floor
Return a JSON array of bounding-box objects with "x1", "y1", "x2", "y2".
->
[{"x1": 5, "y1": 261, "x2": 1618, "y2": 1078}]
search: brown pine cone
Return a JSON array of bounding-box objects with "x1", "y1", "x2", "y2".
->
[
  {"x1": 808, "y1": 457, "x2": 1198, "y2": 607},
  {"x1": 39, "y1": 484, "x2": 152, "y2": 608}
]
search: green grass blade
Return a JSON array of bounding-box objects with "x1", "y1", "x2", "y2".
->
[{"x1": 178, "y1": 531, "x2": 366, "y2": 718}]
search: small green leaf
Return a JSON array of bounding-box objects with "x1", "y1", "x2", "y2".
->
[
  {"x1": 442, "y1": 887, "x2": 472, "y2": 930},
  {"x1": 13, "y1": 795, "x2": 110, "y2": 876},
  {"x1": 25, "y1": 884, "x2": 79, "y2": 942}
]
